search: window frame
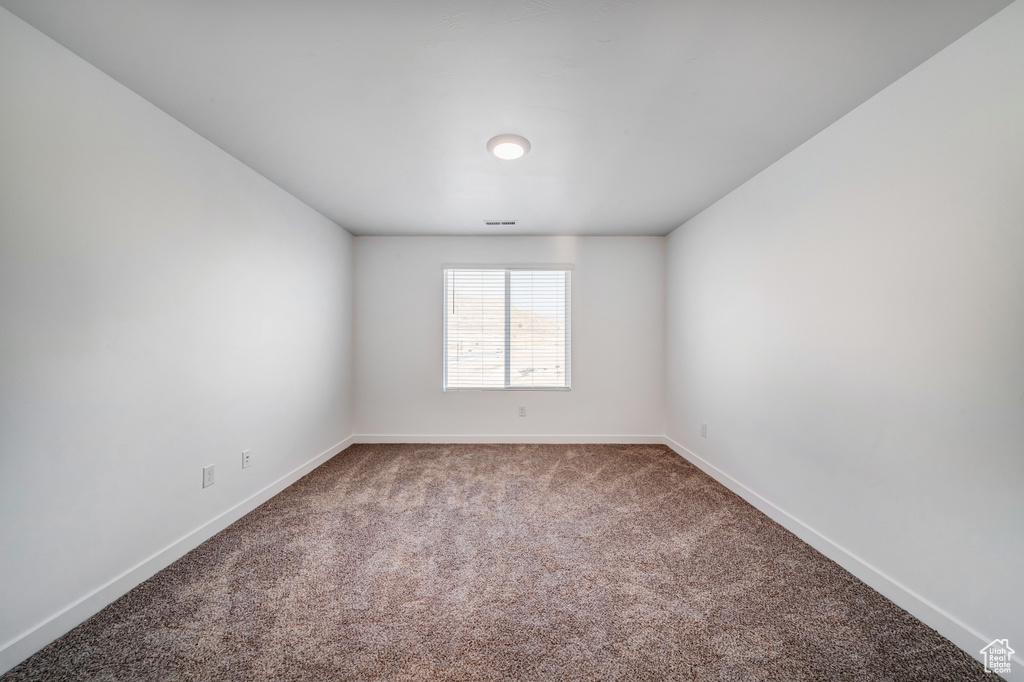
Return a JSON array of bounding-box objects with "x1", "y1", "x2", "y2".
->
[{"x1": 442, "y1": 265, "x2": 572, "y2": 392}]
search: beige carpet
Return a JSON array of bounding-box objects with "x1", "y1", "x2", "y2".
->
[{"x1": 2, "y1": 443, "x2": 988, "y2": 681}]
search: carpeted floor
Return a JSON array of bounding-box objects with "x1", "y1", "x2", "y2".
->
[{"x1": 3, "y1": 443, "x2": 989, "y2": 681}]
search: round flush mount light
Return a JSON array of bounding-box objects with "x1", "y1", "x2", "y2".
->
[{"x1": 487, "y1": 134, "x2": 531, "y2": 160}]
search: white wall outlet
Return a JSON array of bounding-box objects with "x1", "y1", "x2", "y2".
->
[
  {"x1": 202, "y1": 464, "x2": 215, "y2": 488},
  {"x1": 701, "y1": 422, "x2": 708, "y2": 438},
  {"x1": 242, "y1": 450, "x2": 251, "y2": 469},
  {"x1": 518, "y1": 406, "x2": 526, "y2": 417}
]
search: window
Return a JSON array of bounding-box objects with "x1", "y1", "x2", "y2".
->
[{"x1": 443, "y1": 267, "x2": 571, "y2": 390}]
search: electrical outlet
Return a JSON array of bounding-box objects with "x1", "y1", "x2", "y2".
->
[
  {"x1": 518, "y1": 406, "x2": 526, "y2": 417},
  {"x1": 242, "y1": 450, "x2": 251, "y2": 469},
  {"x1": 202, "y1": 464, "x2": 215, "y2": 488},
  {"x1": 701, "y1": 422, "x2": 708, "y2": 438}
]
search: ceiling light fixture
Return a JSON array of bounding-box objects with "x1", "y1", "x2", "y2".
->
[{"x1": 487, "y1": 134, "x2": 531, "y2": 160}]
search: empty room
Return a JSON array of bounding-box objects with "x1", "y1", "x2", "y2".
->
[{"x1": 1, "y1": 1, "x2": 1021, "y2": 680}]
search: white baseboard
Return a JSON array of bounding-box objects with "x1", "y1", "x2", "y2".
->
[
  {"x1": 0, "y1": 434, "x2": 357, "y2": 676},
  {"x1": 660, "y1": 436, "x2": 1021, "y2": 680},
  {"x1": 351, "y1": 434, "x2": 666, "y2": 444},
  {"x1": 4, "y1": 434, "x2": 1017, "y2": 681}
]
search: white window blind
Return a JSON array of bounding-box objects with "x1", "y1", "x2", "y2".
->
[{"x1": 443, "y1": 268, "x2": 571, "y2": 390}]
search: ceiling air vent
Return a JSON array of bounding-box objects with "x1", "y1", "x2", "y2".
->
[{"x1": 484, "y1": 220, "x2": 517, "y2": 226}]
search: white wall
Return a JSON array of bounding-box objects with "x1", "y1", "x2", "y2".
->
[
  {"x1": 354, "y1": 236, "x2": 664, "y2": 439},
  {"x1": 0, "y1": 8, "x2": 354, "y2": 672},
  {"x1": 4, "y1": 0, "x2": 1021, "y2": 673},
  {"x1": 665, "y1": 1, "x2": 1024, "y2": 669}
]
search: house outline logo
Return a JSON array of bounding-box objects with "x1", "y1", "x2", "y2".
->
[{"x1": 980, "y1": 638, "x2": 1014, "y2": 675}]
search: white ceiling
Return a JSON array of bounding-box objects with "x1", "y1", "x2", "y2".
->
[{"x1": 1, "y1": 0, "x2": 1012, "y2": 236}]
